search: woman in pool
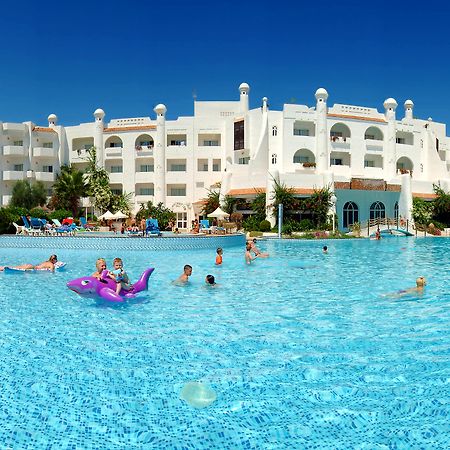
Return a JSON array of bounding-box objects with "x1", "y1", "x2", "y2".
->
[
  {"x1": 386, "y1": 276, "x2": 427, "y2": 298},
  {"x1": 91, "y1": 258, "x2": 107, "y2": 280},
  {"x1": 0, "y1": 254, "x2": 58, "y2": 271}
]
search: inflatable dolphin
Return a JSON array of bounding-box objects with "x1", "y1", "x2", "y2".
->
[{"x1": 67, "y1": 268, "x2": 154, "y2": 302}]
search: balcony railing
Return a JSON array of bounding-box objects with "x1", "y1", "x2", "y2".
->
[
  {"x1": 33, "y1": 147, "x2": 57, "y2": 158},
  {"x1": 3, "y1": 170, "x2": 25, "y2": 181},
  {"x1": 330, "y1": 136, "x2": 351, "y2": 149},
  {"x1": 3, "y1": 145, "x2": 26, "y2": 156},
  {"x1": 35, "y1": 172, "x2": 55, "y2": 182},
  {"x1": 365, "y1": 139, "x2": 384, "y2": 151},
  {"x1": 135, "y1": 145, "x2": 154, "y2": 157},
  {"x1": 105, "y1": 147, "x2": 123, "y2": 157}
]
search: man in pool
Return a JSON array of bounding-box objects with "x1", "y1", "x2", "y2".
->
[
  {"x1": 174, "y1": 264, "x2": 192, "y2": 284},
  {"x1": 0, "y1": 254, "x2": 58, "y2": 271}
]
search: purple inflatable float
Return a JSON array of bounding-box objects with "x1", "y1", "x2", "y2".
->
[{"x1": 67, "y1": 268, "x2": 154, "y2": 302}]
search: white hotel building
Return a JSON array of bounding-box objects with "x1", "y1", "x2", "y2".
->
[{"x1": 1, "y1": 83, "x2": 449, "y2": 230}]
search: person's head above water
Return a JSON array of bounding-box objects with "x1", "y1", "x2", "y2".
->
[
  {"x1": 416, "y1": 276, "x2": 427, "y2": 288},
  {"x1": 49, "y1": 254, "x2": 58, "y2": 262},
  {"x1": 205, "y1": 274, "x2": 215, "y2": 285}
]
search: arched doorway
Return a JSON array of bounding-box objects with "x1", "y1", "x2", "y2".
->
[
  {"x1": 343, "y1": 201, "x2": 359, "y2": 228},
  {"x1": 370, "y1": 201, "x2": 386, "y2": 221}
]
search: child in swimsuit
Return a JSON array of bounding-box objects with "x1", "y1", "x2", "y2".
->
[
  {"x1": 215, "y1": 248, "x2": 223, "y2": 265},
  {"x1": 108, "y1": 257, "x2": 131, "y2": 295}
]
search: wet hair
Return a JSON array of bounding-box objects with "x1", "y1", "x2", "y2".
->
[
  {"x1": 184, "y1": 264, "x2": 192, "y2": 271},
  {"x1": 113, "y1": 257, "x2": 123, "y2": 265},
  {"x1": 206, "y1": 274, "x2": 215, "y2": 285},
  {"x1": 49, "y1": 254, "x2": 58, "y2": 261},
  {"x1": 216, "y1": 247, "x2": 223, "y2": 254},
  {"x1": 323, "y1": 246, "x2": 328, "y2": 251}
]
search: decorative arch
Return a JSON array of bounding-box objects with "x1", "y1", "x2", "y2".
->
[
  {"x1": 272, "y1": 126, "x2": 278, "y2": 137},
  {"x1": 330, "y1": 123, "x2": 351, "y2": 140},
  {"x1": 396, "y1": 156, "x2": 413, "y2": 172},
  {"x1": 293, "y1": 148, "x2": 315, "y2": 164},
  {"x1": 271, "y1": 153, "x2": 277, "y2": 164},
  {"x1": 105, "y1": 135, "x2": 123, "y2": 148},
  {"x1": 364, "y1": 126, "x2": 383, "y2": 141},
  {"x1": 135, "y1": 134, "x2": 154, "y2": 149},
  {"x1": 370, "y1": 201, "x2": 386, "y2": 220},
  {"x1": 394, "y1": 201, "x2": 399, "y2": 220},
  {"x1": 343, "y1": 201, "x2": 359, "y2": 228}
]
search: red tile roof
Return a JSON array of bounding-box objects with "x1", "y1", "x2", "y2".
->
[{"x1": 33, "y1": 126, "x2": 56, "y2": 133}]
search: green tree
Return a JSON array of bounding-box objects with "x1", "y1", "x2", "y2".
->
[
  {"x1": 308, "y1": 186, "x2": 332, "y2": 228},
  {"x1": 251, "y1": 190, "x2": 267, "y2": 222},
  {"x1": 270, "y1": 176, "x2": 296, "y2": 220},
  {"x1": 83, "y1": 147, "x2": 113, "y2": 211},
  {"x1": 201, "y1": 188, "x2": 220, "y2": 216},
  {"x1": 51, "y1": 165, "x2": 88, "y2": 217},
  {"x1": 135, "y1": 201, "x2": 176, "y2": 229},
  {"x1": 10, "y1": 180, "x2": 47, "y2": 209},
  {"x1": 110, "y1": 191, "x2": 134, "y2": 216},
  {"x1": 222, "y1": 195, "x2": 237, "y2": 215},
  {"x1": 432, "y1": 184, "x2": 450, "y2": 226},
  {"x1": 412, "y1": 197, "x2": 433, "y2": 225}
]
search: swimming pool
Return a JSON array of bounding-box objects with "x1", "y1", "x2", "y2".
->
[{"x1": 0, "y1": 237, "x2": 448, "y2": 448}]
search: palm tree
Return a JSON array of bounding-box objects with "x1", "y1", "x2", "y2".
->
[
  {"x1": 251, "y1": 190, "x2": 267, "y2": 222},
  {"x1": 201, "y1": 189, "x2": 220, "y2": 216},
  {"x1": 51, "y1": 165, "x2": 88, "y2": 216},
  {"x1": 271, "y1": 177, "x2": 296, "y2": 219}
]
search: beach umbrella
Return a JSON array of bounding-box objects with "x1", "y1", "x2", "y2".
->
[
  {"x1": 98, "y1": 210, "x2": 115, "y2": 220},
  {"x1": 112, "y1": 211, "x2": 128, "y2": 219},
  {"x1": 207, "y1": 207, "x2": 230, "y2": 219}
]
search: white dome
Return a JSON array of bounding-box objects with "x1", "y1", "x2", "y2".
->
[
  {"x1": 315, "y1": 88, "x2": 328, "y2": 100},
  {"x1": 383, "y1": 98, "x2": 398, "y2": 109},
  {"x1": 47, "y1": 113, "x2": 57, "y2": 123},
  {"x1": 154, "y1": 104, "x2": 167, "y2": 115},
  {"x1": 93, "y1": 108, "x2": 105, "y2": 119},
  {"x1": 404, "y1": 99, "x2": 414, "y2": 108},
  {"x1": 239, "y1": 82, "x2": 250, "y2": 92}
]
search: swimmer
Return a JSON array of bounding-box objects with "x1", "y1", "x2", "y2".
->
[
  {"x1": 245, "y1": 242, "x2": 257, "y2": 264},
  {"x1": 205, "y1": 274, "x2": 217, "y2": 286},
  {"x1": 215, "y1": 247, "x2": 223, "y2": 265},
  {"x1": 250, "y1": 238, "x2": 269, "y2": 258},
  {"x1": 92, "y1": 258, "x2": 107, "y2": 280},
  {"x1": 385, "y1": 276, "x2": 427, "y2": 298},
  {"x1": 322, "y1": 246, "x2": 328, "y2": 254},
  {"x1": 174, "y1": 264, "x2": 192, "y2": 284},
  {"x1": 0, "y1": 254, "x2": 58, "y2": 272}
]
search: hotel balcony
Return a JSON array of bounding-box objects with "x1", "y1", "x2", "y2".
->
[
  {"x1": 135, "y1": 172, "x2": 154, "y2": 183},
  {"x1": 365, "y1": 139, "x2": 384, "y2": 152},
  {"x1": 3, "y1": 171, "x2": 25, "y2": 181},
  {"x1": 35, "y1": 172, "x2": 55, "y2": 182},
  {"x1": 3, "y1": 123, "x2": 26, "y2": 132},
  {"x1": 330, "y1": 136, "x2": 351, "y2": 150},
  {"x1": 109, "y1": 173, "x2": 123, "y2": 183},
  {"x1": 33, "y1": 147, "x2": 58, "y2": 158},
  {"x1": 105, "y1": 147, "x2": 123, "y2": 157},
  {"x1": 135, "y1": 146, "x2": 154, "y2": 157},
  {"x1": 363, "y1": 167, "x2": 384, "y2": 178},
  {"x1": 3, "y1": 145, "x2": 26, "y2": 156}
]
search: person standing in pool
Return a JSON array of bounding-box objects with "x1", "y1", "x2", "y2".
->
[
  {"x1": 215, "y1": 248, "x2": 223, "y2": 265},
  {"x1": 92, "y1": 258, "x2": 107, "y2": 280},
  {"x1": 174, "y1": 264, "x2": 192, "y2": 284},
  {"x1": 245, "y1": 242, "x2": 257, "y2": 264}
]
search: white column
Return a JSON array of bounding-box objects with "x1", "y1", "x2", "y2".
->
[
  {"x1": 404, "y1": 100, "x2": 414, "y2": 120},
  {"x1": 315, "y1": 88, "x2": 329, "y2": 173},
  {"x1": 383, "y1": 98, "x2": 397, "y2": 178},
  {"x1": 239, "y1": 82, "x2": 250, "y2": 114},
  {"x1": 398, "y1": 172, "x2": 413, "y2": 223},
  {"x1": 93, "y1": 108, "x2": 105, "y2": 167},
  {"x1": 153, "y1": 103, "x2": 167, "y2": 205},
  {"x1": 265, "y1": 169, "x2": 279, "y2": 227}
]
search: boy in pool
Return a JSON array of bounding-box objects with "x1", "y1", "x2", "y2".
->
[
  {"x1": 175, "y1": 264, "x2": 192, "y2": 284},
  {"x1": 215, "y1": 247, "x2": 223, "y2": 265},
  {"x1": 108, "y1": 257, "x2": 131, "y2": 295},
  {"x1": 205, "y1": 274, "x2": 217, "y2": 286},
  {"x1": 322, "y1": 246, "x2": 328, "y2": 254}
]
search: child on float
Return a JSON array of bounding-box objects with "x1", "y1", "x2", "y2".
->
[{"x1": 108, "y1": 257, "x2": 131, "y2": 295}]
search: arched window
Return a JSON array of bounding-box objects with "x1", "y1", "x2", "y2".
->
[
  {"x1": 343, "y1": 201, "x2": 359, "y2": 228},
  {"x1": 293, "y1": 148, "x2": 315, "y2": 164},
  {"x1": 271, "y1": 153, "x2": 277, "y2": 164},
  {"x1": 394, "y1": 202, "x2": 399, "y2": 220},
  {"x1": 370, "y1": 201, "x2": 386, "y2": 221},
  {"x1": 272, "y1": 126, "x2": 278, "y2": 137}
]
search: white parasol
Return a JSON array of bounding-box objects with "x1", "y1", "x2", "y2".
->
[
  {"x1": 207, "y1": 207, "x2": 230, "y2": 219},
  {"x1": 97, "y1": 210, "x2": 115, "y2": 220},
  {"x1": 112, "y1": 210, "x2": 128, "y2": 219}
]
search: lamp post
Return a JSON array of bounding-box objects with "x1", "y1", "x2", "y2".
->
[{"x1": 330, "y1": 193, "x2": 337, "y2": 233}]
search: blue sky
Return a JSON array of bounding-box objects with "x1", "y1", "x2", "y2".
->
[{"x1": 1, "y1": 0, "x2": 449, "y2": 127}]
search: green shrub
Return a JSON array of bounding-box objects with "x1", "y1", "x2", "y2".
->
[
  {"x1": 249, "y1": 231, "x2": 263, "y2": 237},
  {"x1": 298, "y1": 219, "x2": 313, "y2": 231},
  {"x1": 243, "y1": 215, "x2": 260, "y2": 231},
  {"x1": 0, "y1": 206, "x2": 27, "y2": 234},
  {"x1": 259, "y1": 220, "x2": 271, "y2": 232},
  {"x1": 29, "y1": 208, "x2": 50, "y2": 220},
  {"x1": 49, "y1": 209, "x2": 73, "y2": 221}
]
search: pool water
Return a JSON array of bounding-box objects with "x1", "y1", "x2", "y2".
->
[{"x1": 0, "y1": 238, "x2": 449, "y2": 449}]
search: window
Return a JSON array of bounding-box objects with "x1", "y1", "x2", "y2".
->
[
  {"x1": 238, "y1": 157, "x2": 250, "y2": 165},
  {"x1": 139, "y1": 187, "x2": 154, "y2": 195},
  {"x1": 111, "y1": 189, "x2": 122, "y2": 195},
  {"x1": 330, "y1": 158, "x2": 343, "y2": 166},
  {"x1": 394, "y1": 202, "x2": 399, "y2": 220},
  {"x1": 169, "y1": 164, "x2": 186, "y2": 171},
  {"x1": 43, "y1": 165, "x2": 53, "y2": 173},
  {"x1": 203, "y1": 140, "x2": 219, "y2": 146},
  {"x1": 272, "y1": 126, "x2": 278, "y2": 137},
  {"x1": 176, "y1": 212, "x2": 187, "y2": 229},
  {"x1": 197, "y1": 159, "x2": 208, "y2": 172},
  {"x1": 43, "y1": 142, "x2": 53, "y2": 148},
  {"x1": 293, "y1": 129, "x2": 310, "y2": 136},
  {"x1": 170, "y1": 187, "x2": 186, "y2": 196},
  {"x1": 212, "y1": 159, "x2": 221, "y2": 172},
  {"x1": 396, "y1": 137, "x2": 405, "y2": 144},
  {"x1": 364, "y1": 160, "x2": 375, "y2": 168},
  {"x1": 234, "y1": 120, "x2": 244, "y2": 150},
  {"x1": 272, "y1": 154, "x2": 277, "y2": 164},
  {"x1": 365, "y1": 134, "x2": 375, "y2": 140},
  {"x1": 140, "y1": 141, "x2": 153, "y2": 147},
  {"x1": 139, "y1": 165, "x2": 154, "y2": 172},
  {"x1": 84, "y1": 144, "x2": 92, "y2": 150},
  {"x1": 13, "y1": 164, "x2": 24, "y2": 171},
  {"x1": 109, "y1": 142, "x2": 123, "y2": 148},
  {"x1": 170, "y1": 140, "x2": 185, "y2": 146},
  {"x1": 110, "y1": 166, "x2": 123, "y2": 173},
  {"x1": 330, "y1": 131, "x2": 343, "y2": 138},
  {"x1": 13, "y1": 140, "x2": 23, "y2": 146},
  {"x1": 294, "y1": 155, "x2": 309, "y2": 164},
  {"x1": 369, "y1": 201, "x2": 386, "y2": 221},
  {"x1": 343, "y1": 202, "x2": 359, "y2": 228}
]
